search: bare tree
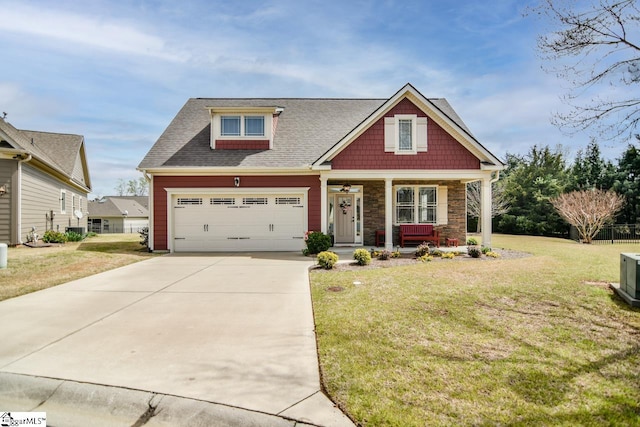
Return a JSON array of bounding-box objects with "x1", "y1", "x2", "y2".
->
[
  {"x1": 551, "y1": 189, "x2": 624, "y2": 243},
  {"x1": 114, "y1": 177, "x2": 148, "y2": 196},
  {"x1": 532, "y1": 0, "x2": 640, "y2": 140},
  {"x1": 467, "y1": 181, "x2": 511, "y2": 232}
]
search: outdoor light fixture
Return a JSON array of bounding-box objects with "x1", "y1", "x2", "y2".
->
[
  {"x1": 341, "y1": 183, "x2": 351, "y2": 193},
  {"x1": 0, "y1": 185, "x2": 5, "y2": 197},
  {"x1": 234, "y1": 177, "x2": 240, "y2": 187}
]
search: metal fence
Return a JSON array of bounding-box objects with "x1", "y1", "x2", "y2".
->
[
  {"x1": 90, "y1": 226, "x2": 146, "y2": 234},
  {"x1": 571, "y1": 224, "x2": 640, "y2": 244}
]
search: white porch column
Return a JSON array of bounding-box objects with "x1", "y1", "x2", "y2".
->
[
  {"x1": 320, "y1": 175, "x2": 328, "y2": 234},
  {"x1": 481, "y1": 176, "x2": 492, "y2": 248},
  {"x1": 385, "y1": 178, "x2": 393, "y2": 251}
]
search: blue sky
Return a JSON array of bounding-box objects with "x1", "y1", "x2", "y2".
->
[{"x1": 0, "y1": 0, "x2": 612, "y2": 197}]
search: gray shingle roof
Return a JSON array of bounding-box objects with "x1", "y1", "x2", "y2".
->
[
  {"x1": 0, "y1": 118, "x2": 91, "y2": 190},
  {"x1": 88, "y1": 196, "x2": 149, "y2": 218},
  {"x1": 138, "y1": 97, "x2": 474, "y2": 169}
]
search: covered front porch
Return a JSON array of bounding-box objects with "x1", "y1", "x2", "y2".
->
[{"x1": 318, "y1": 171, "x2": 498, "y2": 250}]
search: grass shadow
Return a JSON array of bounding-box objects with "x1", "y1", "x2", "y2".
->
[{"x1": 77, "y1": 241, "x2": 152, "y2": 256}]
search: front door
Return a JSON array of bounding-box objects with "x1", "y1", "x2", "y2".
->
[{"x1": 335, "y1": 195, "x2": 355, "y2": 243}]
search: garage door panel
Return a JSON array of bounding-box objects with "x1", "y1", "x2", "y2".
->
[{"x1": 172, "y1": 192, "x2": 306, "y2": 252}]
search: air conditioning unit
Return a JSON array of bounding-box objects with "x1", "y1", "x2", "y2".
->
[{"x1": 618, "y1": 253, "x2": 640, "y2": 306}]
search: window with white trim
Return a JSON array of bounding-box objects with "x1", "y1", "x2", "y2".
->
[
  {"x1": 395, "y1": 186, "x2": 438, "y2": 224},
  {"x1": 220, "y1": 115, "x2": 265, "y2": 137},
  {"x1": 60, "y1": 190, "x2": 66, "y2": 214},
  {"x1": 384, "y1": 114, "x2": 427, "y2": 154}
]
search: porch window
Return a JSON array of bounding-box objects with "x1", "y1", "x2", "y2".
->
[{"x1": 395, "y1": 186, "x2": 438, "y2": 224}]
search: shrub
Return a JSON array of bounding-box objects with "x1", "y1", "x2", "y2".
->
[
  {"x1": 441, "y1": 252, "x2": 455, "y2": 259},
  {"x1": 391, "y1": 250, "x2": 401, "y2": 258},
  {"x1": 377, "y1": 249, "x2": 391, "y2": 260},
  {"x1": 468, "y1": 246, "x2": 482, "y2": 258},
  {"x1": 486, "y1": 251, "x2": 500, "y2": 258},
  {"x1": 317, "y1": 251, "x2": 339, "y2": 269},
  {"x1": 415, "y1": 243, "x2": 430, "y2": 258},
  {"x1": 467, "y1": 237, "x2": 479, "y2": 246},
  {"x1": 305, "y1": 231, "x2": 332, "y2": 255},
  {"x1": 419, "y1": 255, "x2": 433, "y2": 262},
  {"x1": 65, "y1": 231, "x2": 84, "y2": 242},
  {"x1": 42, "y1": 230, "x2": 67, "y2": 243},
  {"x1": 139, "y1": 227, "x2": 149, "y2": 248},
  {"x1": 353, "y1": 248, "x2": 372, "y2": 265},
  {"x1": 481, "y1": 246, "x2": 491, "y2": 254},
  {"x1": 86, "y1": 231, "x2": 97, "y2": 238}
]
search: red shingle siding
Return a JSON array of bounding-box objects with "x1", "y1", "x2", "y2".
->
[
  {"x1": 215, "y1": 140, "x2": 270, "y2": 150},
  {"x1": 331, "y1": 98, "x2": 480, "y2": 170},
  {"x1": 152, "y1": 175, "x2": 320, "y2": 250}
]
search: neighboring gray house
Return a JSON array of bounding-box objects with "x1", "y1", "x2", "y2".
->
[
  {"x1": 88, "y1": 196, "x2": 149, "y2": 234},
  {"x1": 0, "y1": 117, "x2": 92, "y2": 245}
]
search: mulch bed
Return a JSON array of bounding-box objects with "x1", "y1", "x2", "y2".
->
[{"x1": 311, "y1": 248, "x2": 531, "y2": 272}]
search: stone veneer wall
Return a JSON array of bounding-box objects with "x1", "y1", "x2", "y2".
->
[{"x1": 333, "y1": 180, "x2": 467, "y2": 247}]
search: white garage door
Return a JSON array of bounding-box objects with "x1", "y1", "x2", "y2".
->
[{"x1": 172, "y1": 192, "x2": 306, "y2": 252}]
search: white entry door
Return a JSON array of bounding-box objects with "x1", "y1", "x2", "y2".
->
[{"x1": 334, "y1": 194, "x2": 355, "y2": 243}]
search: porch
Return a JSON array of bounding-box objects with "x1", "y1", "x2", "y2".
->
[{"x1": 319, "y1": 176, "x2": 495, "y2": 250}]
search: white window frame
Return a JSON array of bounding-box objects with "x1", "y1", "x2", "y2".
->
[
  {"x1": 220, "y1": 114, "x2": 265, "y2": 137},
  {"x1": 72, "y1": 194, "x2": 76, "y2": 213},
  {"x1": 395, "y1": 114, "x2": 417, "y2": 154},
  {"x1": 394, "y1": 185, "x2": 437, "y2": 224},
  {"x1": 60, "y1": 190, "x2": 67, "y2": 214}
]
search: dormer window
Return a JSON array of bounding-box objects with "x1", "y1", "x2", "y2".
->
[
  {"x1": 209, "y1": 106, "x2": 279, "y2": 150},
  {"x1": 220, "y1": 115, "x2": 265, "y2": 137},
  {"x1": 221, "y1": 116, "x2": 241, "y2": 136}
]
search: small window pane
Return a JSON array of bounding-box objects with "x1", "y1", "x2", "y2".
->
[
  {"x1": 221, "y1": 116, "x2": 241, "y2": 136},
  {"x1": 396, "y1": 187, "x2": 414, "y2": 204},
  {"x1": 419, "y1": 206, "x2": 437, "y2": 223},
  {"x1": 399, "y1": 119, "x2": 412, "y2": 150},
  {"x1": 245, "y1": 116, "x2": 264, "y2": 136},
  {"x1": 397, "y1": 207, "x2": 414, "y2": 223}
]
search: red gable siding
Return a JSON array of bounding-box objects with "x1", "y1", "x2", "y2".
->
[
  {"x1": 215, "y1": 140, "x2": 270, "y2": 149},
  {"x1": 152, "y1": 175, "x2": 320, "y2": 250},
  {"x1": 331, "y1": 98, "x2": 480, "y2": 170}
]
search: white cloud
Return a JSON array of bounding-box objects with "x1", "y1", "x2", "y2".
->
[{"x1": 2, "y1": 4, "x2": 188, "y2": 62}]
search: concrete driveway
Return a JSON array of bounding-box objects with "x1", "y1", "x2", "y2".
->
[{"x1": 0, "y1": 253, "x2": 354, "y2": 426}]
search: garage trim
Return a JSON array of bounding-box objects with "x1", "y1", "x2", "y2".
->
[{"x1": 165, "y1": 187, "x2": 310, "y2": 252}]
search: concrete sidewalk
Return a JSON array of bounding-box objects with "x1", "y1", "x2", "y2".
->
[{"x1": 0, "y1": 253, "x2": 354, "y2": 426}]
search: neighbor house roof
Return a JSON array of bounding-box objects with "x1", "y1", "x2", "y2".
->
[
  {"x1": 88, "y1": 196, "x2": 149, "y2": 218},
  {"x1": 139, "y1": 98, "x2": 481, "y2": 170},
  {"x1": 0, "y1": 118, "x2": 92, "y2": 191}
]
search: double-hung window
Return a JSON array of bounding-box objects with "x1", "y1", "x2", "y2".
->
[
  {"x1": 395, "y1": 186, "x2": 438, "y2": 224},
  {"x1": 220, "y1": 115, "x2": 264, "y2": 137}
]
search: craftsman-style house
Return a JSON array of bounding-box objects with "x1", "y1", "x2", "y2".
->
[{"x1": 138, "y1": 84, "x2": 503, "y2": 252}]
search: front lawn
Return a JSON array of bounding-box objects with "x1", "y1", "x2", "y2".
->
[
  {"x1": 310, "y1": 235, "x2": 640, "y2": 426},
  {"x1": 0, "y1": 233, "x2": 158, "y2": 301}
]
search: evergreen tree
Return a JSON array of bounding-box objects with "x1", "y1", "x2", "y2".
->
[
  {"x1": 498, "y1": 145, "x2": 571, "y2": 236},
  {"x1": 570, "y1": 139, "x2": 616, "y2": 191},
  {"x1": 613, "y1": 142, "x2": 640, "y2": 224}
]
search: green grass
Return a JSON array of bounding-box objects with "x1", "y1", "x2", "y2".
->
[
  {"x1": 0, "y1": 233, "x2": 158, "y2": 301},
  {"x1": 310, "y1": 235, "x2": 640, "y2": 426}
]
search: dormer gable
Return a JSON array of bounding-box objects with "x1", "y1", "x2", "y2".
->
[{"x1": 207, "y1": 106, "x2": 283, "y2": 150}]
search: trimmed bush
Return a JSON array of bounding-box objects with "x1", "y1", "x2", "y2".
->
[
  {"x1": 353, "y1": 248, "x2": 372, "y2": 265},
  {"x1": 65, "y1": 231, "x2": 84, "y2": 242},
  {"x1": 317, "y1": 251, "x2": 339, "y2": 269},
  {"x1": 42, "y1": 230, "x2": 67, "y2": 243},
  {"x1": 414, "y1": 243, "x2": 430, "y2": 258},
  {"x1": 467, "y1": 237, "x2": 479, "y2": 246},
  {"x1": 468, "y1": 246, "x2": 482, "y2": 258},
  {"x1": 305, "y1": 231, "x2": 332, "y2": 255},
  {"x1": 481, "y1": 246, "x2": 491, "y2": 254}
]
